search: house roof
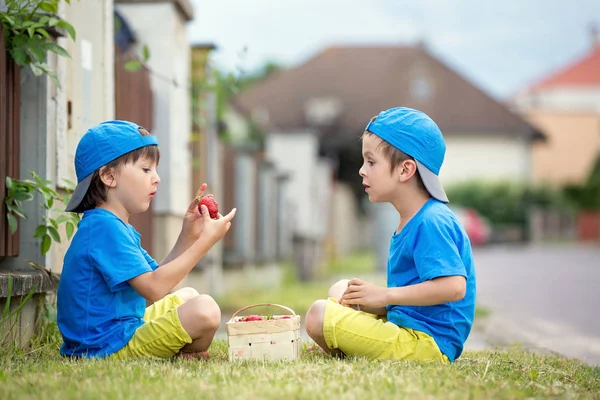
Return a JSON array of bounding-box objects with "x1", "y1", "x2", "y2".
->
[
  {"x1": 528, "y1": 47, "x2": 600, "y2": 90},
  {"x1": 234, "y1": 45, "x2": 543, "y2": 142}
]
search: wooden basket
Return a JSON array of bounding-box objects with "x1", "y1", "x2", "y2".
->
[{"x1": 226, "y1": 303, "x2": 301, "y2": 361}]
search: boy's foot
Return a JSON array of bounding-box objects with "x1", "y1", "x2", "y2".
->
[
  {"x1": 306, "y1": 344, "x2": 325, "y2": 354},
  {"x1": 176, "y1": 351, "x2": 210, "y2": 360}
]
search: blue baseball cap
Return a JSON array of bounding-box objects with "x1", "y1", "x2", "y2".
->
[
  {"x1": 365, "y1": 107, "x2": 448, "y2": 202},
  {"x1": 65, "y1": 120, "x2": 159, "y2": 212}
]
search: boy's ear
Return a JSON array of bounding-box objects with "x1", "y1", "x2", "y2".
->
[
  {"x1": 99, "y1": 166, "x2": 117, "y2": 188},
  {"x1": 397, "y1": 160, "x2": 418, "y2": 183}
]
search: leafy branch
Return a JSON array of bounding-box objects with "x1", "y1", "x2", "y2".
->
[
  {"x1": 4, "y1": 171, "x2": 80, "y2": 255},
  {"x1": 0, "y1": 0, "x2": 76, "y2": 86}
]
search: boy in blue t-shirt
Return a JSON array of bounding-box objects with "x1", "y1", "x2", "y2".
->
[
  {"x1": 57, "y1": 120, "x2": 236, "y2": 359},
  {"x1": 305, "y1": 107, "x2": 476, "y2": 363}
]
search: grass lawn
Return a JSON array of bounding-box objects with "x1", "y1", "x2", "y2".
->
[{"x1": 2, "y1": 325, "x2": 599, "y2": 400}]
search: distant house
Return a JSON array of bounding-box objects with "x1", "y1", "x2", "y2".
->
[
  {"x1": 234, "y1": 44, "x2": 544, "y2": 271},
  {"x1": 512, "y1": 31, "x2": 600, "y2": 186}
]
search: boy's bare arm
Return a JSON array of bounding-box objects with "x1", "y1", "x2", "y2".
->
[
  {"x1": 341, "y1": 276, "x2": 466, "y2": 308},
  {"x1": 129, "y1": 208, "x2": 236, "y2": 302}
]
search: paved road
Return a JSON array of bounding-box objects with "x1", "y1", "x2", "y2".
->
[{"x1": 474, "y1": 244, "x2": 600, "y2": 365}]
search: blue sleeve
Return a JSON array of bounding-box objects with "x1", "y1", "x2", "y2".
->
[
  {"x1": 89, "y1": 220, "x2": 154, "y2": 292},
  {"x1": 141, "y1": 247, "x2": 159, "y2": 271},
  {"x1": 413, "y1": 220, "x2": 466, "y2": 282}
]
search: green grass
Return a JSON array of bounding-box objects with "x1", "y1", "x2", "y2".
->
[
  {"x1": 475, "y1": 305, "x2": 491, "y2": 319},
  {"x1": 324, "y1": 249, "x2": 377, "y2": 276},
  {"x1": 1, "y1": 325, "x2": 599, "y2": 400}
]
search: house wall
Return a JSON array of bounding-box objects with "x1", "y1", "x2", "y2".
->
[
  {"x1": 514, "y1": 86, "x2": 600, "y2": 113},
  {"x1": 527, "y1": 111, "x2": 600, "y2": 186},
  {"x1": 49, "y1": 0, "x2": 115, "y2": 274},
  {"x1": 117, "y1": 3, "x2": 192, "y2": 262},
  {"x1": 441, "y1": 134, "x2": 531, "y2": 184},
  {"x1": 266, "y1": 132, "x2": 325, "y2": 239},
  {"x1": 329, "y1": 182, "x2": 362, "y2": 258}
]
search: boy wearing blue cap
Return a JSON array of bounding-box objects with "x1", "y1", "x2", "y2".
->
[
  {"x1": 305, "y1": 107, "x2": 476, "y2": 363},
  {"x1": 57, "y1": 120, "x2": 236, "y2": 360}
]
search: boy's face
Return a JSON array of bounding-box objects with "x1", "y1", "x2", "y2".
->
[
  {"x1": 359, "y1": 134, "x2": 400, "y2": 203},
  {"x1": 110, "y1": 156, "x2": 160, "y2": 215}
]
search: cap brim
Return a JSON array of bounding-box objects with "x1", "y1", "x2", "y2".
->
[
  {"x1": 415, "y1": 160, "x2": 449, "y2": 203},
  {"x1": 65, "y1": 174, "x2": 93, "y2": 212}
]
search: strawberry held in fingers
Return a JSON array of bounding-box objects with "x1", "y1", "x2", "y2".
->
[{"x1": 196, "y1": 194, "x2": 219, "y2": 219}]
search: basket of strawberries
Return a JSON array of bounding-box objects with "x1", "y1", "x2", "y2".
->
[{"x1": 226, "y1": 303, "x2": 301, "y2": 361}]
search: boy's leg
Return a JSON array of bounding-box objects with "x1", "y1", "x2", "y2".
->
[
  {"x1": 305, "y1": 300, "x2": 344, "y2": 357},
  {"x1": 111, "y1": 287, "x2": 220, "y2": 360},
  {"x1": 176, "y1": 293, "x2": 221, "y2": 357},
  {"x1": 169, "y1": 287, "x2": 220, "y2": 358},
  {"x1": 306, "y1": 298, "x2": 448, "y2": 362}
]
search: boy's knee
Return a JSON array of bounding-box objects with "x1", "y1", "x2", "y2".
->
[
  {"x1": 328, "y1": 279, "x2": 350, "y2": 300},
  {"x1": 173, "y1": 287, "x2": 200, "y2": 302},
  {"x1": 305, "y1": 300, "x2": 327, "y2": 338},
  {"x1": 188, "y1": 294, "x2": 221, "y2": 331}
]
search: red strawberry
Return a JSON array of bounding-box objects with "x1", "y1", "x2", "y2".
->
[
  {"x1": 277, "y1": 315, "x2": 292, "y2": 319},
  {"x1": 244, "y1": 315, "x2": 263, "y2": 322},
  {"x1": 197, "y1": 194, "x2": 219, "y2": 219}
]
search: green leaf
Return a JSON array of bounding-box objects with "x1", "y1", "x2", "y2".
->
[
  {"x1": 13, "y1": 34, "x2": 28, "y2": 47},
  {"x1": 41, "y1": 235, "x2": 51, "y2": 255},
  {"x1": 7, "y1": 214, "x2": 18, "y2": 235},
  {"x1": 10, "y1": 191, "x2": 33, "y2": 201},
  {"x1": 2, "y1": 15, "x2": 15, "y2": 25},
  {"x1": 142, "y1": 44, "x2": 150, "y2": 61},
  {"x1": 27, "y1": 27, "x2": 35, "y2": 37},
  {"x1": 48, "y1": 71, "x2": 60, "y2": 89},
  {"x1": 28, "y1": 46, "x2": 46, "y2": 63},
  {"x1": 41, "y1": 42, "x2": 70, "y2": 58},
  {"x1": 36, "y1": 29, "x2": 51, "y2": 39},
  {"x1": 47, "y1": 226, "x2": 61, "y2": 243},
  {"x1": 40, "y1": 2, "x2": 58, "y2": 13},
  {"x1": 7, "y1": 206, "x2": 27, "y2": 219},
  {"x1": 124, "y1": 60, "x2": 142, "y2": 72},
  {"x1": 34, "y1": 225, "x2": 47, "y2": 238},
  {"x1": 11, "y1": 47, "x2": 28, "y2": 66},
  {"x1": 5, "y1": 177, "x2": 13, "y2": 189},
  {"x1": 63, "y1": 179, "x2": 77, "y2": 189},
  {"x1": 48, "y1": 18, "x2": 59, "y2": 27},
  {"x1": 30, "y1": 63, "x2": 44, "y2": 76},
  {"x1": 57, "y1": 20, "x2": 76, "y2": 41},
  {"x1": 56, "y1": 215, "x2": 70, "y2": 224},
  {"x1": 66, "y1": 222, "x2": 75, "y2": 240},
  {"x1": 49, "y1": 218, "x2": 58, "y2": 229}
]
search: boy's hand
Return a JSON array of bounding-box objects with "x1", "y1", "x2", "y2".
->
[
  {"x1": 341, "y1": 278, "x2": 390, "y2": 308},
  {"x1": 181, "y1": 183, "x2": 209, "y2": 240},
  {"x1": 198, "y1": 204, "x2": 236, "y2": 246}
]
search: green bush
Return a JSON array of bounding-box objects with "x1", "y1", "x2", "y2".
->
[
  {"x1": 446, "y1": 180, "x2": 567, "y2": 228},
  {"x1": 562, "y1": 154, "x2": 600, "y2": 211}
]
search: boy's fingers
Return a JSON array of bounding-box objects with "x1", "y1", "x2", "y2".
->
[
  {"x1": 222, "y1": 208, "x2": 237, "y2": 222},
  {"x1": 200, "y1": 205, "x2": 211, "y2": 220},
  {"x1": 348, "y1": 278, "x2": 363, "y2": 286},
  {"x1": 195, "y1": 183, "x2": 208, "y2": 198}
]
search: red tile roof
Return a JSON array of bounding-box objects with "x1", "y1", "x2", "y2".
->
[{"x1": 531, "y1": 47, "x2": 600, "y2": 90}]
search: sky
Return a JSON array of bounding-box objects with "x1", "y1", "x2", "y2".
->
[{"x1": 187, "y1": 0, "x2": 600, "y2": 100}]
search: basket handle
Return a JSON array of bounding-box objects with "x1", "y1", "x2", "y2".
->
[{"x1": 230, "y1": 303, "x2": 296, "y2": 320}]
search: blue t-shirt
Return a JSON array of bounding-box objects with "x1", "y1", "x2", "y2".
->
[
  {"x1": 386, "y1": 199, "x2": 476, "y2": 362},
  {"x1": 57, "y1": 208, "x2": 159, "y2": 358}
]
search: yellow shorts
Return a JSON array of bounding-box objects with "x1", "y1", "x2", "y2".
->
[
  {"x1": 323, "y1": 298, "x2": 449, "y2": 363},
  {"x1": 111, "y1": 294, "x2": 193, "y2": 360}
]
